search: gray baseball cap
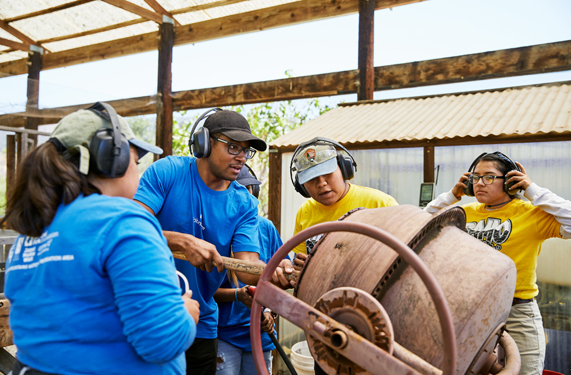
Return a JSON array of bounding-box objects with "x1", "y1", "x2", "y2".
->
[
  {"x1": 236, "y1": 165, "x2": 261, "y2": 187},
  {"x1": 293, "y1": 143, "x2": 338, "y2": 185},
  {"x1": 50, "y1": 105, "x2": 162, "y2": 174}
]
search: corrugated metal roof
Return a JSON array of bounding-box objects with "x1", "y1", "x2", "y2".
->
[{"x1": 270, "y1": 81, "x2": 571, "y2": 148}]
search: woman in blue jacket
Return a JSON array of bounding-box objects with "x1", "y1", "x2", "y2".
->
[{"x1": 2, "y1": 103, "x2": 199, "y2": 375}]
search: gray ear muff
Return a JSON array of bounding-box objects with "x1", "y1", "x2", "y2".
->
[
  {"x1": 86, "y1": 102, "x2": 130, "y2": 178},
  {"x1": 189, "y1": 108, "x2": 222, "y2": 158},
  {"x1": 191, "y1": 127, "x2": 211, "y2": 158},
  {"x1": 89, "y1": 128, "x2": 130, "y2": 177}
]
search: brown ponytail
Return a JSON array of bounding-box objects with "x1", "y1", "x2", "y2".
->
[{"x1": 2, "y1": 142, "x2": 101, "y2": 237}]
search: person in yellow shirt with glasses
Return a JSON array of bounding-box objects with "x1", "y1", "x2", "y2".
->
[{"x1": 425, "y1": 151, "x2": 571, "y2": 375}]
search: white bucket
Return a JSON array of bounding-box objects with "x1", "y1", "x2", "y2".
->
[{"x1": 290, "y1": 341, "x2": 315, "y2": 375}]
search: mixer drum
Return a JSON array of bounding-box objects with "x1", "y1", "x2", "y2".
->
[{"x1": 295, "y1": 205, "x2": 517, "y2": 375}]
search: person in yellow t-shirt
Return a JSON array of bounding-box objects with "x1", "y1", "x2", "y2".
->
[
  {"x1": 289, "y1": 137, "x2": 398, "y2": 375},
  {"x1": 290, "y1": 137, "x2": 398, "y2": 259},
  {"x1": 425, "y1": 151, "x2": 571, "y2": 375}
]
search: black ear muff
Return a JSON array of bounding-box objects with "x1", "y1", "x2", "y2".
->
[
  {"x1": 336, "y1": 152, "x2": 354, "y2": 181},
  {"x1": 191, "y1": 127, "x2": 211, "y2": 158},
  {"x1": 464, "y1": 151, "x2": 521, "y2": 197},
  {"x1": 493, "y1": 152, "x2": 521, "y2": 195},
  {"x1": 290, "y1": 137, "x2": 357, "y2": 198},
  {"x1": 464, "y1": 152, "x2": 486, "y2": 197},
  {"x1": 89, "y1": 128, "x2": 130, "y2": 177},
  {"x1": 294, "y1": 175, "x2": 310, "y2": 198},
  {"x1": 464, "y1": 180, "x2": 475, "y2": 197}
]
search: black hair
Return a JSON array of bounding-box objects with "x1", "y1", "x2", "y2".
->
[{"x1": 2, "y1": 142, "x2": 101, "y2": 237}]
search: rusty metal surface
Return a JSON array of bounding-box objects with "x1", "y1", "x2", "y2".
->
[
  {"x1": 467, "y1": 323, "x2": 505, "y2": 375},
  {"x1": 495, "y1": 332, "x2": 520, "y2": 375},
  {"x1": 373, "y1": 205, "x2": 466, "y2": 300},
  {"x1": 294, "y1": 205, "x2": 515, "y2": 375},
  {"x1": 380, "y1": 225, "x2": 516, "y2": 375},
  {"x1": 254, "y1": 281, "x2": 420, "y2": 375},
  {"x1": 252, "y1": 218, "x2": 458, "y2": 375},
  {"x1": 308, "y1": 287, "x2": 394, "y2": 374},
  {"x1": 296, "y1": 205, "x2": 435, "y2": 306}
]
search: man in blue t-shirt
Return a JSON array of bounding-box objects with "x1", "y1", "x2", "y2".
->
[
  {"x1": 134, "y1": 110, "x2": 292, "y2": 375},
  {"x1": 215, "y1": 165, "x2": 288, "y2": 375}
]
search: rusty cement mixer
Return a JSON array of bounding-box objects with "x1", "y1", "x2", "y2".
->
[{"x1": 251, "y1": 205, "x2": 521, "y2": 375}]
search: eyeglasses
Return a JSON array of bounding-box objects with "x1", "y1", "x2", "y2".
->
[
  {"x1": 469, "y1": 174, "x2": 505, "y2": 185},
  {"x1": 212, "y1": 136, "x2": 257, "y2": 159}
]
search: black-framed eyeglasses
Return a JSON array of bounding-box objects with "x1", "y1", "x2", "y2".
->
[
  {"x1": 469, "y1": 174, "x2": 505, "y2": 185},
  {"x1": 212, "y1": 136, "x2": 257, "y2": 159}
]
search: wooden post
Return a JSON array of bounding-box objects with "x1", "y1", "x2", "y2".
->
[
  {"x1": 268, "y1": 149, "x2": 282, "y2": 235},
  {"x1": 358, "y1": 0, "x2": 375, "y2": 101},
  {"x1": 26, "y1": 48, "x2": 42, "y2": 145},
  {"x1": 6, "y1": 135, "x2": 15, "y2": 205},
  {"x1": 156, "y1": 17, "x2": 174, "y2": 157},
  {"x1": 424, "y1": 146, "x2": 435, "y2": 183}
]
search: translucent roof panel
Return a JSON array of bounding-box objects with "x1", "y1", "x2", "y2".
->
[
  {"x1": 10, "y1": 2, "x2": 139, "y2": 42},
  {"x1": 44, "y1": 21, "x2": 158, "y2": 52},
  {"x1": 0, "y1": 0, "x2": 74, "y2": 20}
]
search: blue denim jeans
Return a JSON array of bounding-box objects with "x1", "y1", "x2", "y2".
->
[
  {"x1": 216, "y1": 339, "x2": 272, "y2": 375},
  {"x1": 506, "y1": 300, "x2": 546, "y2": 375}
]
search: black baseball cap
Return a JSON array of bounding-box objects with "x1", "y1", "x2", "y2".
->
[{"x1": 205, "y1": 110, "x2": 267, "y2": 151}]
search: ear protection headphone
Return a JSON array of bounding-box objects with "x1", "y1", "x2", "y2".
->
[
  {"x1": 464, "y1": 151, "x2": 522, "y2": 196},
  {"x1": 87, "y1": 102, "x2": 130, "y2": 178},
  {"x1": 290, "y1": 137, "x2": 357, "y2": 198},
  {"x1": 188, "y1": 108, "x2": 222, "y2": 158},
  {"x1": 244, "y1": 164, "x2": 260, "y2": 199}
]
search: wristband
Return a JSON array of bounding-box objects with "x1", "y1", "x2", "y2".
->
[{"x1": 235, "y1": 288, "x2": 238, "y2": 301}]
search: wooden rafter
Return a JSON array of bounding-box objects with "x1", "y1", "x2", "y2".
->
[
  {"x1": 0, "y1": 0, "x2": 424, "y2": 75},
  {"x1": 101, "y1": 0, "x2": 165, "y2": 24},
  {"x1": 1, "y1": 41, "x2": 570, "y2": 128},
  {"x1": 2, "y1": 0, "x2": 92, "y2": 23},
  {"x1": 38, "y1": 19, "x2": 147, "y2": 44},
  {"x1": 0, "y1": 20, "x2": 45, "y2": 50},
  {"x1": 38, "y1": 0, "x2": 247, "y2": 45},
  {"x1": 171, "y1": 0, "x2": 250, "y2": 15},
  {"x1": 0, "y1": 37, "x2": 29, "y2": 52},
  {"x1": 144, "y1": 0, "x2": 181, "y2": 26}
]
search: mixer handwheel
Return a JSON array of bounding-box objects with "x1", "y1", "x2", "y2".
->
[{"x1": 308, "y1": 287, "x2": 394, "y2": 374}]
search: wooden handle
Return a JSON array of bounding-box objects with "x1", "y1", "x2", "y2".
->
[{"x1": 172, "y1": 251, "x2": 299, "y2": 282}]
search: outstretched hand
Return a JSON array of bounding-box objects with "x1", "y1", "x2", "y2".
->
[{"x1": 506, "y1": 162, "x2": 533, "y2": 192}]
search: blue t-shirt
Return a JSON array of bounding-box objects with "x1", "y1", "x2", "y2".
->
[
  {"x1": 217, "y1": 216, "x2": 285, "y2": 352},
  {"x1": 134, "y1": 156, "x2": 260, "y2": 338},
  {"x1": 5, "y1": 194, "x2": 195, "y2": 375}
]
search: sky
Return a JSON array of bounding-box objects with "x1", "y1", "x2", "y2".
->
[{"x1": 1, "y1": 0, "x2": 571, "y2": 121}]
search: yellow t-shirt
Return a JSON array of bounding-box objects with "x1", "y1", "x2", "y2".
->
[
  {"x1": 293, "y1": 184, "x2": 398, "y2": 254},
  {"x1": 462, "y1": 199, "x2": 561, "y2": 299}
]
